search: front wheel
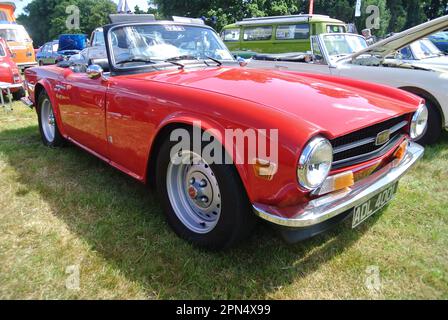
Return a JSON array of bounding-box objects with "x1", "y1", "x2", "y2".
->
[
  {"x1": 155, "y1": 134, "x2": 256, "y2": 250},
  {"x1": 37, "y1": 92, "x2": 65, "y2": 147}
]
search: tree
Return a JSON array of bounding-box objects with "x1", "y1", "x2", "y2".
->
[
  {"x1": 17, "y1": 0, "x2": 60, "y2": 46},
  {"x1": 386, "y1": 0, "x2": 407, "y2": 33},
  {"x1": 49, "y1": 0, "x2": 117, "y2": 40},
  {"x1": 17, "y1": 0, "x2": 116, "y2": 47},
  {"x1": 154, "y1": 0, "x2": 301, "y2": 30},
  {"x1": 134, "y1": 5, "x2": 144, "y2": 14},
  {"x1": 404, "y1": 0, "x2": 427, "y2": 29},
  {"x1": 424, "y1": 0, "x2": 448, "y2": 20}
]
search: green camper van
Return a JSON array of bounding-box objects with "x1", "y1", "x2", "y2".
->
[{"x1": 221, "y1": 14, "x2": 347, "y2": 58}]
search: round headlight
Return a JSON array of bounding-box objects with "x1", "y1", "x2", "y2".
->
[
  {"x1": 297, "y1": 136, "x2": 333, "y2": 190},
  {"x1": 410, "y1": 104, "x2": 429, "y2": 140}
]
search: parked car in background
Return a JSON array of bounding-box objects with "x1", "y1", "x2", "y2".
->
[
  {"x1": 69, "y1": 28, "x2": 107, "y2": 64},
  {"x1": 36, "y1": 40, "x2": 60, "y2": 65},
  {"x1": 0, "y1": 37, "x2": 24, "y2": 100},
  {"x1": 249, "y1": 15, "x2": 448, "y2": 146},
  {"x1": 393, "y1": 38, "x2": 448, "y2": 68},
  {"x1": 24, "y1": 16, "x2": 425, "y2": 249},
  {"x1": 429, "y1": 31, "x2": 448, "y2": 53},
  {"x1": 0, "y1": 23, "x2": 37, "y2": 70},
  {"x1": 221, "y1": 14, "x2": 347, "y2": 58},
  {"x1": 37, "y1": 34, "x2": 88, "y2": 66}
]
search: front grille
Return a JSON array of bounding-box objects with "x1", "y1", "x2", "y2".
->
[{"x1": 331, "y1": 115, "x2": 409, "y2": 169}]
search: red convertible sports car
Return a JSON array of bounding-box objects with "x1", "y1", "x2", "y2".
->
[{"x1": 23, "y1": 16, "x2": 426, "y2": 250}]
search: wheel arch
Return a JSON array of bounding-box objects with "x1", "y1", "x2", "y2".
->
[
  {"x1": 145, "y1": 117, "x2": 251, "y2": 200},
  {"x1": 34, "y1": 80, "x2": 66, "y2": 137},
  {"x1": 399, "y1": 86, "x2": 445, "y2": 127},
  {"x1": 34, "y1": 83, "x2": 45, "y2": 111}
]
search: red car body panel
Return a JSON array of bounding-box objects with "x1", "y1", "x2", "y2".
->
[
  {"x1": 24, "y1": 65, "x2": 422, "y2": 216},
  {"x1": 0, "y1": 37, "x2": 22, "y2": 90}
]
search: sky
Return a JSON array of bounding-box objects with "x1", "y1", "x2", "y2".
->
[{"x1": 13, "y1": 0, "x2": 150, "y2": 15}]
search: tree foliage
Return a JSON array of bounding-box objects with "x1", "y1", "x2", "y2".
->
[
  {"x1": 154, "y1": 0, "x2": 448, "y2": 36},
  {"x1": 17, "y1": 0, "x2": 116, "y2": 47},
  {"x1": 16, "y1": 0, "x2": 448, "y2": 46}
]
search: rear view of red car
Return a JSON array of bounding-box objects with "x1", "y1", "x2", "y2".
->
[{"x1": 0, "y1": 37, "x2": 25, "y2": 100}]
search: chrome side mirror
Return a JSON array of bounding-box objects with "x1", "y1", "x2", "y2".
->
[
  {"x1": 237, "y1": 57, "x2": 248, "y2": 67},
  {"x1": 86, "y1": 64, "x2": 103, "y2": 79}
]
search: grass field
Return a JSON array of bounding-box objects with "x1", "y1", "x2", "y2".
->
[{"x1": 0, "y1": 102, "x2": 447, "y2": 299}]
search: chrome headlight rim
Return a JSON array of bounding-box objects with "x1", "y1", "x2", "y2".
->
[
  {"x1": 410, "y1": 104, "x2": 429, "y2": 140},
  {"x1": 297, "y1": 136, "x2": 334, "y2": 191}
]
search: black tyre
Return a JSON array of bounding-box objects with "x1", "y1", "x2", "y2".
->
[
  {"x1": 414, "y1": 100, "x2": 442, "y2": 146},
  {"x1": 37, "y1": 91, "x2": 65, "y2": 147},
  {"x1": 155, "y1": 131, "x2": 256, "y2": 250},
  {"x1": 12, "y1": 88, "x2": 25, "y2": 101}
]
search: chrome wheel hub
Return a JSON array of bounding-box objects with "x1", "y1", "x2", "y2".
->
[
  {"x1": 48, "y1": 113, "x2": 55, "y2": 126},
  {"x1": 167, "y1": 151, "x2": 222, "y2": 234}
]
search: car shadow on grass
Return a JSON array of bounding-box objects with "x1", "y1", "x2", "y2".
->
[
  {"x1": 421, "y1": 130, "x2": 448, "y2": 161},
  {"x1": 0, "y1": 125, "x2": 431, "y2": 299}
]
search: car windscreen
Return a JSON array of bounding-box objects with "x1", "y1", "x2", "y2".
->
[
  {"x1": 410, "y1": 39, "x2": 444, "y2": 59},
  {"x1": 0, "y1": 26, "x2": 31, "y2": 42},
  {"x1": 322, "y1": 34, "x2": 368, "y2": 58},
  {"x1": 109, "y1": 24, "x2": 234, "y2": 68}
]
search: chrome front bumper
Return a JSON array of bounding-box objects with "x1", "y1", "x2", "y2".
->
[{"x1": 253, "y1": 141, "x2": 424, "y2": 228}]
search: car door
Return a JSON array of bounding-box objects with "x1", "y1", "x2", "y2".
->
[
  {"x1": 37, "y1": 44, "x2": 48, "y2": 64},
  {"x1": 49, "y1": 42, "x2": 58, "y2": 64},
  {"x1": 44, "y1": 43, "x2": 53, "y2": 65},
  {"x1": 55, "y1": 69, "x2": 109, "y2": 157},
  {"x1": 103, "y1": 77, "x2": 157, "y2": 180}
]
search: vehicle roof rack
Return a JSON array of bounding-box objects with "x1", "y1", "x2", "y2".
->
[
  {"x1": 236, "y1": 14, "x2": 330, "y2": 26},
  {"x1": 109, "y1": 14, "x2": 156, "y2": 24},
  {"x1": 172, "y1": 16, "x2": 205, "y2": 25}
]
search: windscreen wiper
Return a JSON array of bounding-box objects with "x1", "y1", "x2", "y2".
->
[
  {"x1": 164, "y1": 55, "x2": 201, "y2": 69},
  {"x1": 165, "y1": 60, "x2": 185, "y2": 69},
  {"x1": 206, "y1": 56, "x2": 222, "y2": 66},
  {"x1": 116, "y1": 58, "x2": 155, "y2": 65}
]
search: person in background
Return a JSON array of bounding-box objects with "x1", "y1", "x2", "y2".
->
[{"x1": 362, "y1": 28, "x2": 377, "y2": 45}]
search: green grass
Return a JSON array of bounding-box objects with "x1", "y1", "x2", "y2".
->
[{"x1": 0, "y1": 103, "x2": 447, "y2": 299}]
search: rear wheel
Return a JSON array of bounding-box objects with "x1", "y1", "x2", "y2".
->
[
  {"x1": 37, "y1": 92, "x2": 65, "y2": 147},
  {"x1": 155, "y1": 131, "x2": 256, "y2": 250}
]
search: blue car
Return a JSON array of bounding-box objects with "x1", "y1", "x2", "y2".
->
[
  {"x1": 36, "y1": 34, "x2": 87, "y2": 66},
  {"x1": 429, "y1": 31, "x2": 448, "y2": 53}
]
